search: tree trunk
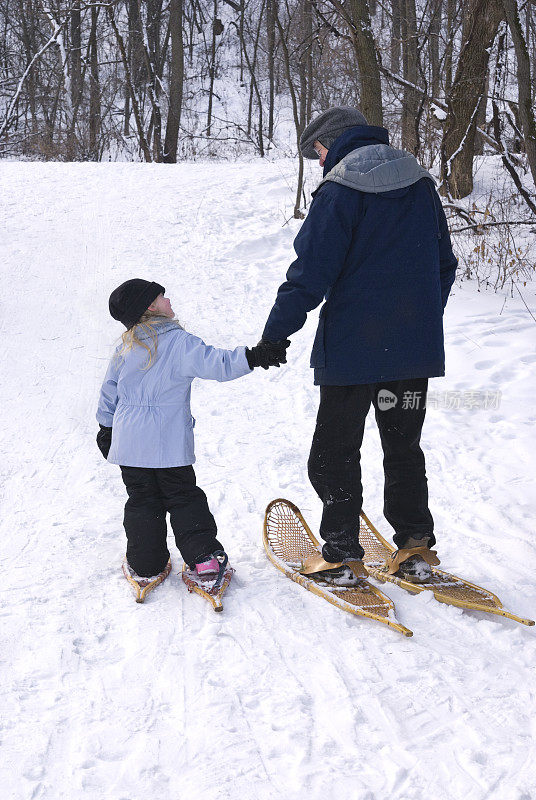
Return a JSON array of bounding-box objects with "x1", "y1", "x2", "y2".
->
[
  {"x1": 491, "y1": 25, "x2": 536, "y2": 215},
  {"x1": 346, "y1": 0, "x2": 383, "y2": 126},
  {"x1": 42, "y1": 6, "x2": 76, "y2": 159},
  {"x1": 145, "y1": 0, "x2": 164, "y2": 161},
  {"x1": 239, "y1": 0, "x2": 245, "y2": 82},
  {"x1": 444, "y1": 0, "x2": 456, "y2": 94},
  {"x1": 391, "y1": 0, "x2": 401, "y2": 74},
  {"x1": 18, "y1": 0, "x2": 39, "y2": 141},
  {"x1": 304, "y1": 0, "x2": 313, "y2": 123},
  {"x1": 129, "y1": 0, "x2": 145, "y2": 88},
  {"x1": 246, "y1": 5, "x2": 263, "y2": 137},
  {"x1": 267, "y1": 0, "x2": 276, "y2": 140},
  {"x1": 429, "y1": 0, "x2": 440, "y2": 99},
  {"x1": 107, "y1": 6, "x2": 152, "y2": 162},
  {"x1": 441, "y1": 0, "x2": 504, "y2": 198},
  {"x1": 163, "y1": 0, "x2": 184, "y2": 163},
  {"x1": 207, "y1": 0, "x2": 218, "y2": 136},
  {"x1": 88, "y1": 6, "x2": 100, "y2": 160},
  {"x1": 298, "y1": 0, "x2": 313, "y2": 128},
  {"x1": 401, "y1": 0, "x2": 419, "y2": 152},
  {"x1": 70, "y1": 2, "x2": 81, "y2": 108},
  {"x1": 242, "y1": 1, "x2": 265, "y2": 154},
  {"x1": 474, "y1": 69, "x2": 489, "y2": 155},
  {"x1": 274, "y1": 6, "x2": 305, "y2": 218},
  {"x1": 502, "y1": 0, "x2": 536, "y2": 187}
]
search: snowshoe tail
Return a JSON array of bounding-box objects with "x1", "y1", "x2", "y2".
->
[{"x1": 359, "y1": 511, "x2": 534, "y2": 627}]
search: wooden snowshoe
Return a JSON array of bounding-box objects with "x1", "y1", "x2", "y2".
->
[
  {"x1": 122, "y1": 558, "x2": 172, "y2": 603},
  {"x1": 360, "y1": 511, "x2": 534, "y2": 627},
  {"x1": 181, "y1": 554, "x2": 234, "y2": 612},
  {"x1": 264, "y1": 499, "x2": 413, "y2": 637}
]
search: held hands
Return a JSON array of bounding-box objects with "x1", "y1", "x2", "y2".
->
[{"x1": 246, "y1": 338, "x2": 291, "y2": 370}]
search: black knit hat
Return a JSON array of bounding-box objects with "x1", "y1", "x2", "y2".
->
[
  {"x1": 300, "y1": 106, "x2": 369, "y2": 159},
  {"x1": 109, "y1": 279, "x2": 166, "y2": 329}
]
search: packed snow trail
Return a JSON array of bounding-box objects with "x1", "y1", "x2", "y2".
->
[{"x1": 1, "y1": 161, "x2": 535, "y2": 800}]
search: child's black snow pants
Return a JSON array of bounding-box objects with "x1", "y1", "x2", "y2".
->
[
  {"x1": 307, "y1": 378, "x2": 435, "y2": 563},
  {"x1": 119, "y1": 465, "x2": 223, "y2": 576}
]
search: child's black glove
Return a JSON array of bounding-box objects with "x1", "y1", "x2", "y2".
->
[
  {"x1": 96, "y1": 425, "x2": 112, "y2": 459},
  {"x1": 246, "y1": 338, "x2": 290, "y2": 370}
]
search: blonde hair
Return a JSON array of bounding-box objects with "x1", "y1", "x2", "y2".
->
[{"x1": 118, "y1": 311, "x2": 180, "y2": 370}]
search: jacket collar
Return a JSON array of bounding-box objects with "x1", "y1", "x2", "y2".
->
[
  {"x1": 323, "y1": 126, "x2": 390, "y2": 176},
  {"x1": 135, "y1": 318, "x2": 182, "y2": 341}
]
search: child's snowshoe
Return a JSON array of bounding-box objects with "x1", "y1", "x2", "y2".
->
[
  {"x1": 122, "y1": 558, "x2": 172, "y2": 603},
  {"x1": 182, "y1": 551, "x2": 234, "y2": 612}
]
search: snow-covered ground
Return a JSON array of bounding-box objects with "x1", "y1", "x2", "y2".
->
[{"x1": 1, "y1": 160, "x2": 535, "y2": 800}]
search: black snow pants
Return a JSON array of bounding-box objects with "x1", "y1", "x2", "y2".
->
[
  {"x1": 307, "y1": 378, "x2": 435, "y2": 563},
  {"x1": 120, "y1": 465, "x2": 223, "y2": 576}
]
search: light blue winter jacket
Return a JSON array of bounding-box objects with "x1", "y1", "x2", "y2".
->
[{"x1": 96, "y1": 320, "x2": 251, "y2": 468}]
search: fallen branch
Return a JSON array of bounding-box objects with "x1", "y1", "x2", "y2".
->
[{"x1": 450, "y1": 219, "x2": 536, "y2": 233}]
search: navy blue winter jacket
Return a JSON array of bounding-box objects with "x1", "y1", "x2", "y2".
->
[{"x1": 262, "y1": 126, "x2": 458, "y2": 385}]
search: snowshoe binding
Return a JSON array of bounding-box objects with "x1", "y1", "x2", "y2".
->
[
  {"x1": 385, "y1": 545, "x2": 440, "y2": 584},
  {"x1": 182, "y1": 551, "x2": 234, "y2": 612},
  {"x1": 299, "y1": 551, "x2": 368, "y2": 587}
]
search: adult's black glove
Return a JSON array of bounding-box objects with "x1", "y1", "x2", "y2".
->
[
  {"x1": 245, "y1": 338, "x2": 291, "y2": 370},
  {"x1": 96, "y1": 425, "x2": 112, "y2": 459}
]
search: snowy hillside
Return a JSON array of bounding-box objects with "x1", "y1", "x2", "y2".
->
[{"x1": 1, "y1": 160, "x2": 535, "y2": 800}]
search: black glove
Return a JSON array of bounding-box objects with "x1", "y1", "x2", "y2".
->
[
  {"x1": 246, "y1": 338, "x2": 290, "y2": 370},
  {"x1": 96, "y1": 425, "x2": 112, "y2": 459}
]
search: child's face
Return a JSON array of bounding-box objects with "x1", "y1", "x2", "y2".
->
[{"x1": 148, "y1": 293, "x2": 174, "y2": 318}]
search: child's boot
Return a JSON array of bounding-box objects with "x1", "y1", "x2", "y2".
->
[{"x1": 195, "y1": 555, "x2": 220, "y2": 576}]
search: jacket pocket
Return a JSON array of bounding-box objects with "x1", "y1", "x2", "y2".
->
[{"x1": 310, "y1": 308, "x2": 326, "y2": 368}]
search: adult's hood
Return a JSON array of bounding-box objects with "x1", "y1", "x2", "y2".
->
[{"x1": 318, "y1": 126, "x2": 435, "y2": 194}]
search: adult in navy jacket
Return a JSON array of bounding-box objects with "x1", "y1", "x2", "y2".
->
[{"x1": 262, "y1": 107, "x2": 457, "y2": 574}]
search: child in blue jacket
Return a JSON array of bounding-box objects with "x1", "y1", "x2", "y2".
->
[{"x1": 97, "y1": 278, "x2": 288, "y2": 582}]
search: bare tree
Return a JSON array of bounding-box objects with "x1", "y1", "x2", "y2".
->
[
  {"x1": 326, "y1": 0, "x2": 383, "y2": 125},
  {"x1": 0, "y1": 0, "x2": 531, "y2": 214},
  {"x1": 207, "y1": 0, "x2": 219, "y2": 136},
  {"x1": 502, "y1": 0, "x2": 536, "y2": 186},
  {"x1": 441, "y1": 0, "x2": 504, "y2": 197},
  {"x1": 70, "y1": 0, "x2": 81, "y2": 109},
  {"x1": 266, "y1": 0, "x2": 277, "y2": 140},
  {"x1": 163, "y1": 0, "x2": 184, "y2": 162},
  {"x1": 107, "y1": 3, "x2": 152, "y2": 161},
  {"x1": 88, "y1": 6, "x2": 100, "y2": 160},
  {"x1": 401, "y1": 0, "x2": 418, "y2": 151},
  {"x1": 428, "y1": 0, "x2": 440, "y2": 99},
  {"x1": 391, "y1": 0, "x2": 401, "y2": 73}
]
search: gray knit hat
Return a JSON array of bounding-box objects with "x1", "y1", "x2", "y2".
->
[{"x1": 300, "y1": 106, "x2": 369, "y2": 159}]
